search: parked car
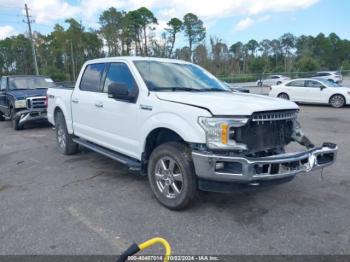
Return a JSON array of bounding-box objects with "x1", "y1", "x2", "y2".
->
[
  {"x1": 47, "y1": 57, "x2": 337, "y2": 210},
  {"x1": 269, "y1": 78, "x2": 350, "y2": 108},
  {"x1": 256, "y1": 75, "x2": 290, "y2": 87},
  {"x1": 312, "y1": 71, "x2": 343, "y2": 84},
  {"x1": 0, "y1": 75, "x2": 54, "y2": 130}
]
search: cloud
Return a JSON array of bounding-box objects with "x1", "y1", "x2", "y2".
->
[
  {"x1": 234, "y1": 17, "x2": 254, "y2": 31},
  {"x1": 0, "y1": 25, "x2": 17, "y2": 39},
  {"x1": 234, "y1": 15, "x2": 271, "y2": 32}
]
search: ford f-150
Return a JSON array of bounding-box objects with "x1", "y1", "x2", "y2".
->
[{"x1": 47, "y1": 57, "x2": 338, "y2": 210}]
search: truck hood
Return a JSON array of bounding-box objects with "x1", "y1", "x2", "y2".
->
[
  {"x1": 156, "y1": 91, "x2": 299, "y2": 115},
  {"x1": 7, "y1": 88, "x2": 47, "y2": 100}
]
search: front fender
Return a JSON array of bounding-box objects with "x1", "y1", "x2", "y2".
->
[{"x1": 138, "y1": 112, "x2": 207, "y2": 157}]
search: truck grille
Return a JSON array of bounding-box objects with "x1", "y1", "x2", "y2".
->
[
  {"x1": 26, "y1": 96, "x2": 47, "y2": 109},
  {"x1": 231, "y1": 110, "x2": 297, "y2": 152}
]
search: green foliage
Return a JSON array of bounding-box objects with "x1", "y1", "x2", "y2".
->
[
  {"x1": 182, "y1": 13, "x2": 206, "y2": 54},
  {"x1": 296, "y1": 56, "x2": 320, "y2": 72}
]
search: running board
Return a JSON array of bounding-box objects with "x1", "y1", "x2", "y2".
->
[{"x1": 72, "y1": 138, "x2": 141, "y2": 171}]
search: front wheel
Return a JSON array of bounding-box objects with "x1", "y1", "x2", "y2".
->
[
  {"x1": 148, "y1": 142, "x2": 197, "y2": 210},
  {"x1": 11, "y1": 108, "x2": 23, "y2": 130},
  {"x1": 55, "y1": 111, "x2": 79, "y2": 155},
  {"x1": 329, "y1": 94, "x2": 345, "y2": 108},
  {"x1": 0, "y1": 112, "x2": 5, "y2": 121}
]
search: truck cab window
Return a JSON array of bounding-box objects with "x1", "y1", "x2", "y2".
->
[
  {"x1": 103, "y1": 63, "x2": 137, "y2": 94},
  {"x1": 80, "y1": 63, "x2": 105, "y2": 92},
  {"x1": 1, "y1": 77, "x2": 6, "y2": 91}
]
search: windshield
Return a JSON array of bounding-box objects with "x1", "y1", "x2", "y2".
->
[
  {"x1": 133, "y1": 61, "x2": 229, "y2": 92},
  {"x1": 9, "y1": 76, "x2": 55, "y2": 90},
  {"x1": 319, "y1": 79, "x2": 341, "y2": 87}
]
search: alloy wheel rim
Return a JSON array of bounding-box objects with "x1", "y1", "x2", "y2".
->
[
  {"x1": 331, "y1": 96, "x2": 344, "y2": 107},
  {"x1": 57, "y1": 127, "x2": 66, "y2": 149},
  {"x1": 155, "y1": 156, "x2": 183, "y2": 199}
]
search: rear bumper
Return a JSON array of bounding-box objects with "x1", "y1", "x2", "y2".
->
[
  {"x1": 192, "y1": 143, "x2": 337, "y2": 184},
  {"x1": 15, "y1": 108, "x2": 47, "y2": 125}
]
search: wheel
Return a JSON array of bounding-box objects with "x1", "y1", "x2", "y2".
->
[
  {"x1": 329, "y1": 94, "x2": 345, "y2": 108},
  {"x1": 147, "y1": 142, "x2": 197, "y2": 210},
  {"x1": 257, "y1": 81, "x2": 263, "y2": 87},
  {"x1": 11, "y1": 108, "x2": 23, "y2": 130},
  {"x1": 0, "y1": 112, "x2": 5, "y2": 121},
  {"x1": 278, "y1": 93, "x2": 290, "y2": 100},
  {"x1": 55, "y1": 111, "x2": 79, "y2": 155}
]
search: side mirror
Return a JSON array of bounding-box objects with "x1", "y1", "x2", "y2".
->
[
  {"x1": 320, "y1": 86, "x2": 326, "y2": 91},
  {"x1": 108, "y1": 82, "x2": 133, "y2": 101}
]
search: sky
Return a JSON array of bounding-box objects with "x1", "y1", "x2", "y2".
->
[{"x1": 0, "y1": 0, "x2": 349, "y2": 46}]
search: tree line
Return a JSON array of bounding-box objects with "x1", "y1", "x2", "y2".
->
[{"x1": 0, "y1": 6, "x2": 350, "y2": 81}]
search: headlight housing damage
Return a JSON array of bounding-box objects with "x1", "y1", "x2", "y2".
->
[{"x1": 198, "y1": 117, "x2": 249, "y2": 150}]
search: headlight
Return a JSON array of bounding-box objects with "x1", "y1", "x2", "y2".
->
[
  {"x1": 14, "y1": 100, "x2": 27, "y2": 109},
  {"x1": 198, "y1": 117, "x2": 249, "y2": 150}
]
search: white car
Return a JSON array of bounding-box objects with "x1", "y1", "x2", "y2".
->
[
  {"x1": 312, "y1": 71, "x2": 343, "y2": 84},
  {"x1": 47, "y1": 57, "x2": 337, "y2": 209},
  {"x1": 256, "y1": 75, "x2": 290, "y2": 87},
  {"x1": 269, "y1": 78, "x2": 350, "y2": 108}
]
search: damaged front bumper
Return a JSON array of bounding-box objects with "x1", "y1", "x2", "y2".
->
[
  {"x1": 192, "y1": 143, "x2": 338, "y2": 184},
  {"x1": 15, "y1": 108, "x2": 47, "y2": 125}
]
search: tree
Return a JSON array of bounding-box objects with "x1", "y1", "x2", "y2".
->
[
  {"x1": 99, "y1": 7, "x2": 123, "y2": 56},
  {"x1": 165, "y1": 18, "x2": 182, "y2": 57},
  {"x1": 132, "y1": 7, "x2": 157, "y2": 56},
  {"x1": 182, "y1": 13, "x2": 206, "y2": 60},
  {"x1": 246, "y1": 39, "x2": 259, "y2": 57},
  {"x1": 296, "y1": 56, "x2": 320, "y2": 72},
  {"x1": 280, "y1": 33, "x2": 296, "y2": 71}
]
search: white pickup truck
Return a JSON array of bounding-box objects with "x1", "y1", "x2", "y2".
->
[{"x1": 47, "y1": 57, "x2": 338, "y2": 210}]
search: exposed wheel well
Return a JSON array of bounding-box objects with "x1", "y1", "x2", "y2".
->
[
  {"x1": 143, "y1": 128, "x2": 186, "y2": 167},
  {"x1": 53, "y1": 107, "x2": 63, "y2": 124}
]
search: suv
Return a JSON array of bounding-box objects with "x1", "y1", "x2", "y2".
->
[
  {"x1": 256, "y1": 75, "x2": 290, "y2": 87},
  {"x1": 0, "y1": 75, "x2": 54, "y2": 130},
  {"x1": 312, "y1": 71, "x2": 343, "y2": 84},
  {"x1": 47, "y1": 57, "x2": 337, "y2": 210}
]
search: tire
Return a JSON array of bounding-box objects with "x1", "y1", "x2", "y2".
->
[
  {"x1": 0, "y1": 112, "x2": 5, "y2": 121},
  {"x1": 55, "y1": 111, "x2": 79, "y2": 155},
  {"x1": 147, "y1": 142, "x2": 197, "y2": 210},
  {"x1": 257, "y1": 81, "x2": 263, "y2": 87},
  {"x1": 329, "y1": 94, "x2": 345, "y2": 108},
  {"x1": 11, "y1": 108, "x2": 23, "y2": 130},
  {"x1": 278, "y1": 93, "x2": 290, "y2": 100}
]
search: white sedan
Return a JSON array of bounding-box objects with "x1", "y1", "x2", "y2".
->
[
  {"x1": 269, "y1": 78, "x2": 350, "y2": 108},
  {"x1": 256, "y1": 75, "x2": 290, "y2": 87}
]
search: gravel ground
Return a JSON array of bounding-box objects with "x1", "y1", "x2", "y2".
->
[{"x1": 0, "y1": 105, "x2": 349, "y2": 255}]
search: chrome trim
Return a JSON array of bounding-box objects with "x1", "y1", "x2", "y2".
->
[
  {"x1": 26, "y1": 96, "x2": 46, "y2": 110},
  {"x1": 192, "y1": 145, "x2": 337, "y2": 183},
  {"x1": 252, "y1": 110, "x2": 298, "y2": 122}
]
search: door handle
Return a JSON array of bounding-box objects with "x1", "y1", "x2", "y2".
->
[
  {"x1": 72, "y1": 98, "x2": 79, "y2": 103},
  {"x1": 94, "y1": 102, "x2": 103, "y2": 108}
]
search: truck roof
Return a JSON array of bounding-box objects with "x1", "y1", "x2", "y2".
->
[{"x1": 86, "y1": 56, "x2": 191, "y2": 65}]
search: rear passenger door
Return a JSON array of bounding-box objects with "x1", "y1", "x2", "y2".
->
[{"x1": 71, "y1": 63, "x2": 106, "y2": 142}]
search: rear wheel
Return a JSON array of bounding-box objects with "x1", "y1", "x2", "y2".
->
[
  {"x1": 278, "y1": 93, "x2": 290, "y2": 100},
  {"x1": 329, "y1": 94, "x2": 345, "y2": 108},
  {"x1": 11, "y1": 108, "x2": 23, "y2": 130},
  {"x1": 257, "y1": 81, "x2": 263, "y2": 87},
  {"x1": 148, "y1": 142, "x2": 197, "y2": 210},
  {"x1": 55, "y1": 111, "x2": 79, "y2": 155}
]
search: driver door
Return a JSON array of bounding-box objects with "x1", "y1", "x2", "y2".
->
[{"x1": 0, "y1": 77, "x2": 8, "y2": 115}]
